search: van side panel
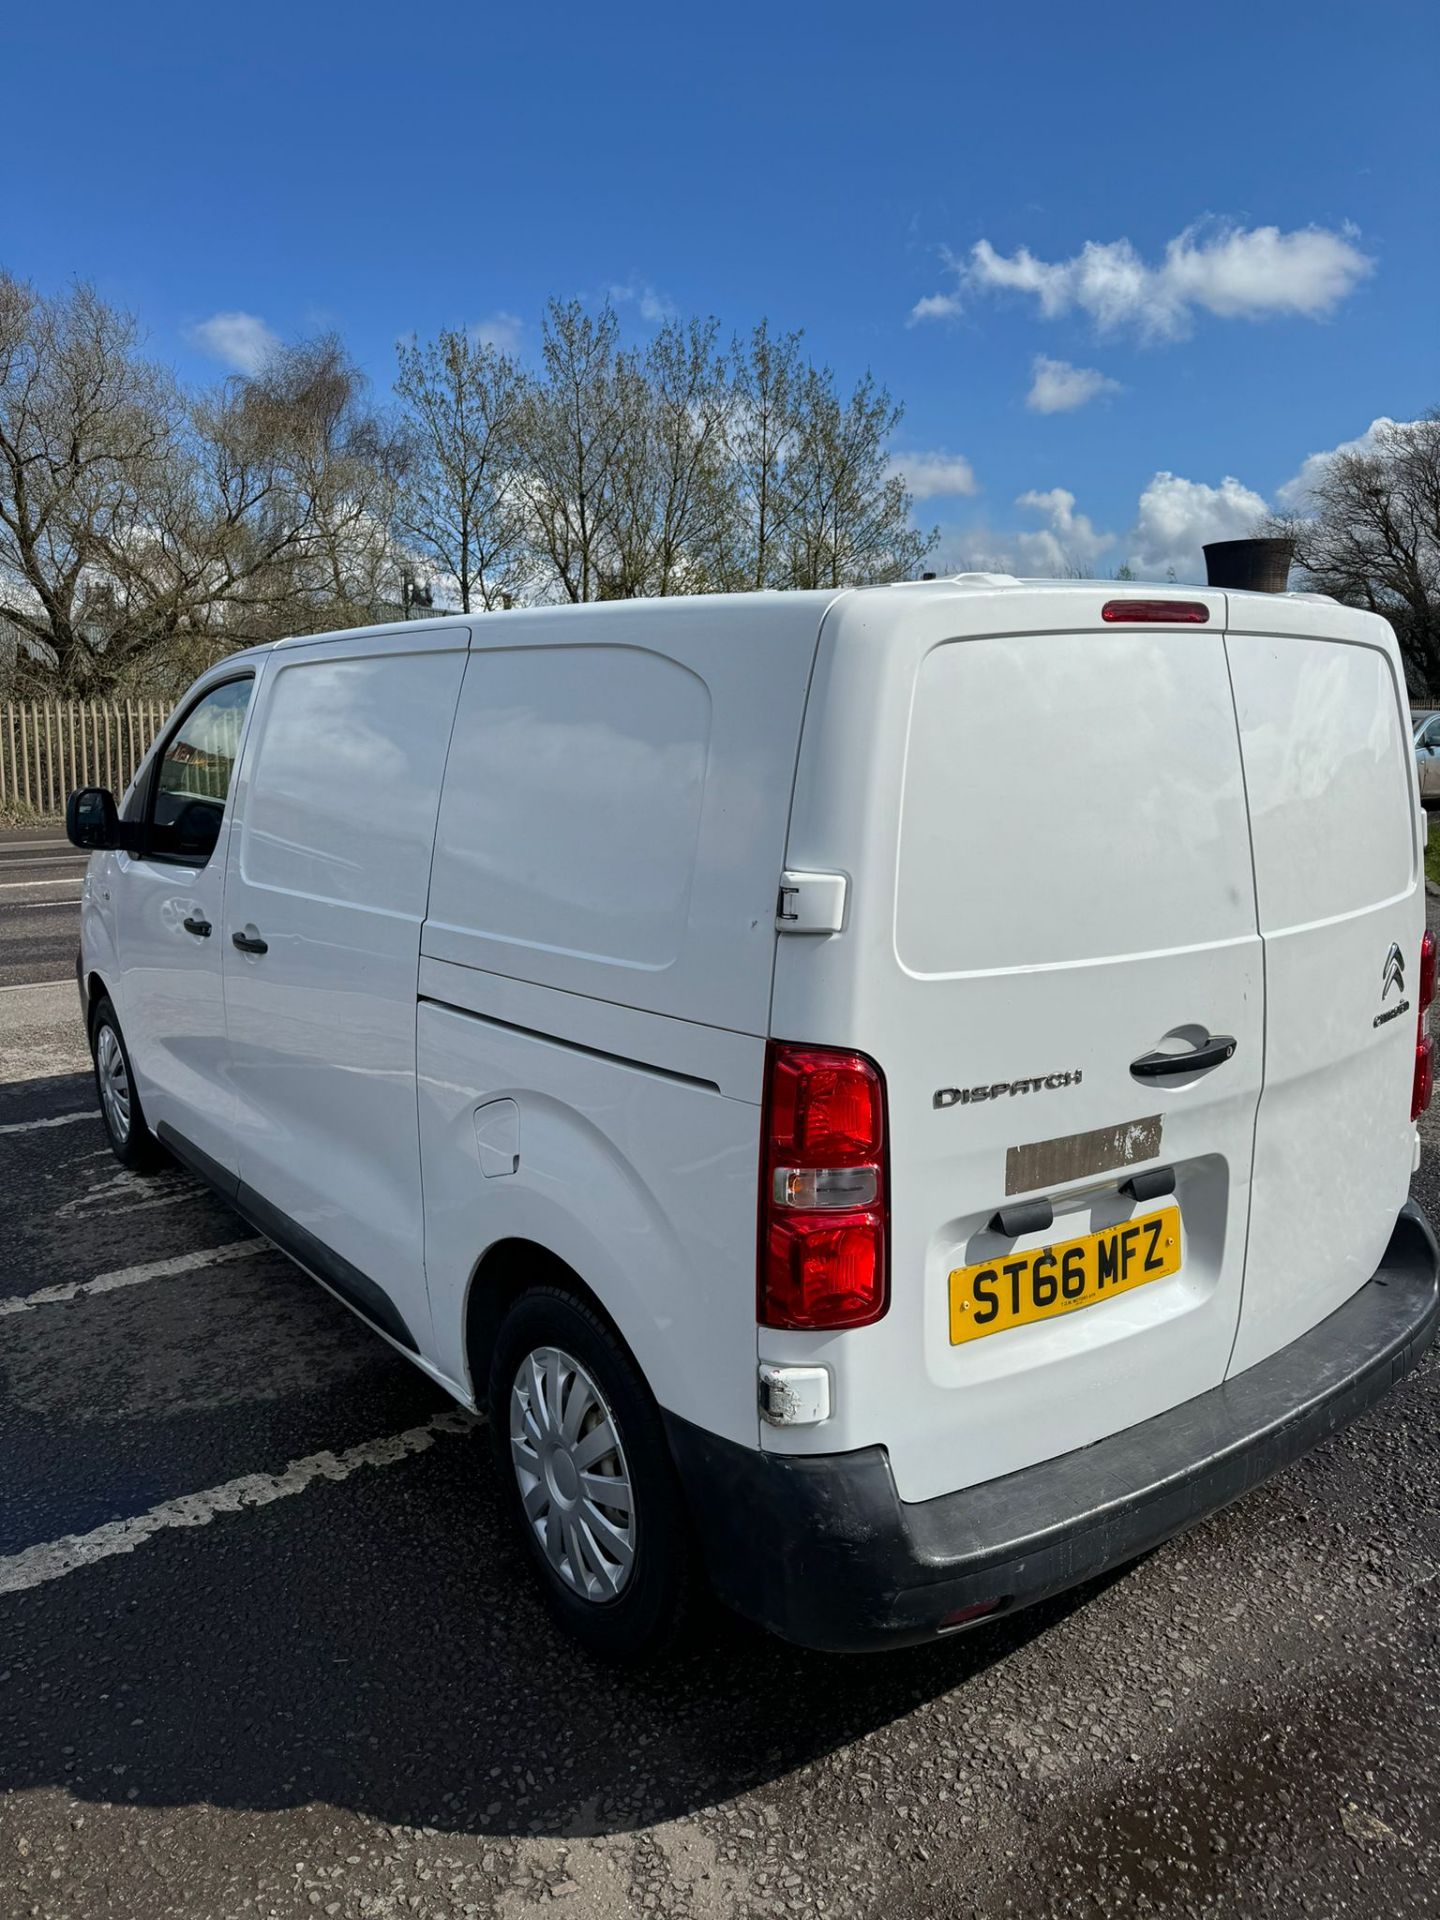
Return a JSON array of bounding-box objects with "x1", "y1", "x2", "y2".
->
[
  {"x1": 423, "y1": 597, "x2": 826, "y2": 1036},
  {"x1": 415, "y1": 985, "x2": 766, "y2": 1446},
  {"x1": 223, "y1": 631, "x2": 470, "y2": 1359},
  {"x1": 1224, "y1": 605, "x2": 1422, "y2": 1374}
]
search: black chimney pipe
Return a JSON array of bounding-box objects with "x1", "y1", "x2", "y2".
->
[{"x1": 1203, "y1": 537, "x2": 1295, "y2": 594}]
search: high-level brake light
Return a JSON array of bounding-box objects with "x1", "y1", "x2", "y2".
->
[
  {"x1": 1101, "y1": 600, "x2": 1210, "y2": 625},
  {"x1": 759, "y1": 1043, "x2": 889, "y2": 1331}
]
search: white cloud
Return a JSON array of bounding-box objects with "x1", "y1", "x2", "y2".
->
[
  {"x1": 913, "y1": 221, "x2": 1373, "y2": 340},
  {"x1": 469, "y1": 311, "x2": 524, "y2": 353},
  {"x1": 888, "y1": 449, "x2": 979, "y2": 499},
  {"x1": 1012, "y1": 487, "x2": 1116, "y2": 573},
  {"x1": 608, "y1": 281, "x2": 677, "y2": 324},
  {"x1": 1026, "y1": 356, "x2": 1122, "y2": 414},
  {"x1": 1275, "y1": 415, "x2": 1422, "y2": 508},
  {"x1": 1127, "y1": 471, "x2": 1269, "y2": 580},
  {"x1": 933, "y1": 469, "x2": 1269, "y2": 582},
  {"x1": 188, "y1": 310, "x2": 280, "y2": 375}
]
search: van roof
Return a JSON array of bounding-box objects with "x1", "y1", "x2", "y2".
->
[{"x1": 222, "y1": 575, "x2": 1337, "y2": 663}]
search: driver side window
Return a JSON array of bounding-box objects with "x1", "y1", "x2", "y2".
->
[{"x1": 147, "y1": 678, "x2": 253, "y2": 863}]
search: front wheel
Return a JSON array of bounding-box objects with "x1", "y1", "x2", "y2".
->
[
  {"x1": 487, "y1": 1287, "x2": 694, "y2": 1660},
  {"x1": 89, "y1": 996, "x2": 164, "y2": 1172}
]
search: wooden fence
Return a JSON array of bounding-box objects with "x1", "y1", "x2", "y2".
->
[{"x1": 0, "y1": 700, "x2": 173, "y2": 814}]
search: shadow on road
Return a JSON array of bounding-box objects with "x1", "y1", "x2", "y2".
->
[
  {"x1": 0, "y1": 1062, "x2": 1110, "y2": 1838},
  {"x1": 0, "y1": 1430, "x2": 1109, "y2": 1839}
]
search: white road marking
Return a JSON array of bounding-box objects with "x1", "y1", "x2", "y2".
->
[
  {"x1": 0, "y1": 979, "x2": 74, "y2": 993},
  {"x1": 0, "y1": 1109, "x2": 96, "y2": 1137},
  {"x1": 1, "y1": 900, "x2": 80, "y2": 909},
  {"x1": 0, "y1": 877, "x2": 84, "y2": 889},
  {"x1": 0, "y1": 841, "x2": 73, "y2": 854},
  {"x1": 0, "y1": 1409, "x2": 479, "y2": 1596},
  {"x1": 0, "y1": 1238, "x2": 266, "y2": 1316}
]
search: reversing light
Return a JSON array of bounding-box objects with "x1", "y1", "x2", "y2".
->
[
  {"x1": 1101, "y1": 600, "x2": 1210, "y2": 624},
  {"x1": 759, "y1": 1042, "x2": 888, "y2": 1331}
]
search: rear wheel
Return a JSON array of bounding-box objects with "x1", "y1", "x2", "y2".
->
[
  {"x1": 487, "y1": 1286, "x2": 694, "y2": 1660},
  {"x1": 89, "y1": 996, "x2": 164, "y2": 1172}
]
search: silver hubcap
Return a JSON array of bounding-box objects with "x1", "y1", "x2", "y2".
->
[
  {"x1": 509, "y1": 1346, "x2": 636, "y2": 1602},
  {"x1": 96, "y1": 1024, "x2": 132, "y2": 1145}
]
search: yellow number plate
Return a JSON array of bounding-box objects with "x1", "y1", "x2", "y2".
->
[{"x1": 949, "y1": 1206, "x2": 1181, "y2": 1346}]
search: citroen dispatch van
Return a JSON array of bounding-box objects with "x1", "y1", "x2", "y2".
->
[{"x1": 67, "y1": 572, "x2": 1440, "y2": 1656}]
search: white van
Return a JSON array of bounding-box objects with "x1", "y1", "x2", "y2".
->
[{"x1": 68, "y1": 572, "x2": 1440, "y2": 1656}]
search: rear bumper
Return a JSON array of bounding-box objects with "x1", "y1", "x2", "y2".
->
[{"x1": 665, "y1": 1201, "x2": 1440, "y2": 1653}]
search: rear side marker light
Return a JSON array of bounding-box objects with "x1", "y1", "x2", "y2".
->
[
  {"x1": 1101, "y1": 599, "x2": 1210, "y2": 624},
  {"x1": 1414, "y1": 931, "x2": 1435, "y2": 1122},
  {"x1": 759, "y1": 1043, "x2": 889, "y2": 1331}
]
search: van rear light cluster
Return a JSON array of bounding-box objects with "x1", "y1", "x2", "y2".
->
[
  {"x1": 1414, "y1": 930, "x2": 1436, "y2": 1121},
  {"x1": 1100, "y1": 599, "x2": 1210, "y2": 624},
  {"x1": 759, "y1": 1042, "x2": 889, "y2": 1330}
]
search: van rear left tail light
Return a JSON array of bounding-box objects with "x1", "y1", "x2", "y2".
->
[
  {"x1": 1414, "y1": 930, "x2": 1436, "y2": 1121},
  {"x1": 759, "y1": 1043, "x2": 889, "y2": 1330}
]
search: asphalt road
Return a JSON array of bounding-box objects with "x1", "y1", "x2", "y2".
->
[
  {"x1": 1, "y1": 890, "x2": 1439, "y2": 1918},
  {"x1": 0, "y1": 827, "x2": 86, "y2": 989}
]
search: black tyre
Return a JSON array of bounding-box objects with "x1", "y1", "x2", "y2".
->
[
  {"x1": 89, "y1": 995, "x2": 165, "y2": 1172},
  {"x1": 487, "y1": 1285, "x2": 694, "y2": 1660}
]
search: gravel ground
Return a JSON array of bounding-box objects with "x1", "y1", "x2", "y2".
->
[{"x1": 0, "y1": 888, "x2": 1438, "y2": 1919}]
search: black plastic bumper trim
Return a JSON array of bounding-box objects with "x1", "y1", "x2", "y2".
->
[{"x1": 664, "y1": 1202, "x2": 1440, "y2": 1652}]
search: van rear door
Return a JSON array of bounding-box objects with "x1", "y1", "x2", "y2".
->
[
  {"x1": 1224, "y1": 598, "x2": 1422, "y2": 1374},
  {"x1": 769, "y1": 586, "x2": 1265, "y2": 1504}
]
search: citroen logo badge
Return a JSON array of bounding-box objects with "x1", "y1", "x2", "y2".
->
[{"x1": 1382, "y1": 943, "x2": 1406, "y2": 1000}]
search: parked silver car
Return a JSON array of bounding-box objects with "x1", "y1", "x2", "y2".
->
[{"x1": 1415, "y1": 712, "x2": 1440, "y2": 804}]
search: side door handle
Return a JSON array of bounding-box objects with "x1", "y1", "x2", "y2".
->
[
  {"x1": 231, "y1": 927, "x2": 269, "y2": 955},
  {"x1": 182, "y1": 916, "x2": 212, "y2": 939},
  {"x1": 1130, "y1": 1035, "x2": 1237, "y2": 1080}
]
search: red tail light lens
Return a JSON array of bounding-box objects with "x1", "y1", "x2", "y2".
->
[
  {"x1": 1414, "y1": 932, "x2": 1435, "y2": 1121},
  {"x1": 1101, "y1": 599, "x2": 1210, "y2": 624},
  {"x1": 1413, "y1": 1036, "x2": 1434, "y2": 1122},
  {"x1": 760, "y1": 1042, "x2": 888, "y2": 1331}
]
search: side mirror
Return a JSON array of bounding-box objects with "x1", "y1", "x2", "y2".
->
[{"x1": 65, "y1": 787, "x2": 141, "y2": 852}]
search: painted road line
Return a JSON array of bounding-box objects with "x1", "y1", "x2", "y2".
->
[
  {"x1": 0, "y1": 877, "x2": 85, "y2": 890},
  {"x1": 0, "y1": 1238, "x2": 267, "y2": 1316},
  {"x1": 0, "y1": 1109, "x2": 96, "y2": 1137},
  {"x1": 0, "y1": 979, "x2": 74, "y2": 993},
  {"x1": 0, "y1": 1409, "x2": 479, "y2": 1596},
  {"x1": 0, "y1": 900, "x2": 82, "y2": 909}
]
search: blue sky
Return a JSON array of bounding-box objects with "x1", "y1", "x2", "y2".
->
[{"x1": 4, "y1": 0, "x2": 1436, "y2": 581}]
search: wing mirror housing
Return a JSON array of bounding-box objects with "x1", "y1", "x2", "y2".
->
[{"x1": 65, "y1": 787, "x2": 142, "y2": 852}]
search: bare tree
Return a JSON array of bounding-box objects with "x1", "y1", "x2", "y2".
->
[
  {"x1": 605, "y1": 317, "x2": 733, "y2": 597},
  {"x1": 394, "y1": 329, "x2": 527, "y2": 612},
  {"x1": 723, "y1": 321, "x2": 803, "y2": 590},
  {"x1": 518, "y1": 301, "x2": 627, "y2": 603},
  {"x1": 781, "y1": 366, "x2": 936, "y2": 589},
  {"x1": 0, "y1": 271, "x2": 180, "y2": 690},
  {"x1": 1266, "y1": 411, "x2": 1440, "y2": 693}
]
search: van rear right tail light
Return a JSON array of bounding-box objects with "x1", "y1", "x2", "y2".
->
[
  {"x1": 759, "y1": 1042, "x2": 889, "y2": 1331},
  {"x1": 1414, "y1": 930, "x2": 1436, "y2": 1121}
]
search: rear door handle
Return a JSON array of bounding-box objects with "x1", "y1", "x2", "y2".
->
[
  {"x1": 231, "y1": 928, "x2": 268, "y2": 955},
  {"x1": 1130, "y1": 1035, "x2": 1237, "y2": 1080},
  {"x1": 182, "y1": 916, "x2": 211, "y2": 939}
]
